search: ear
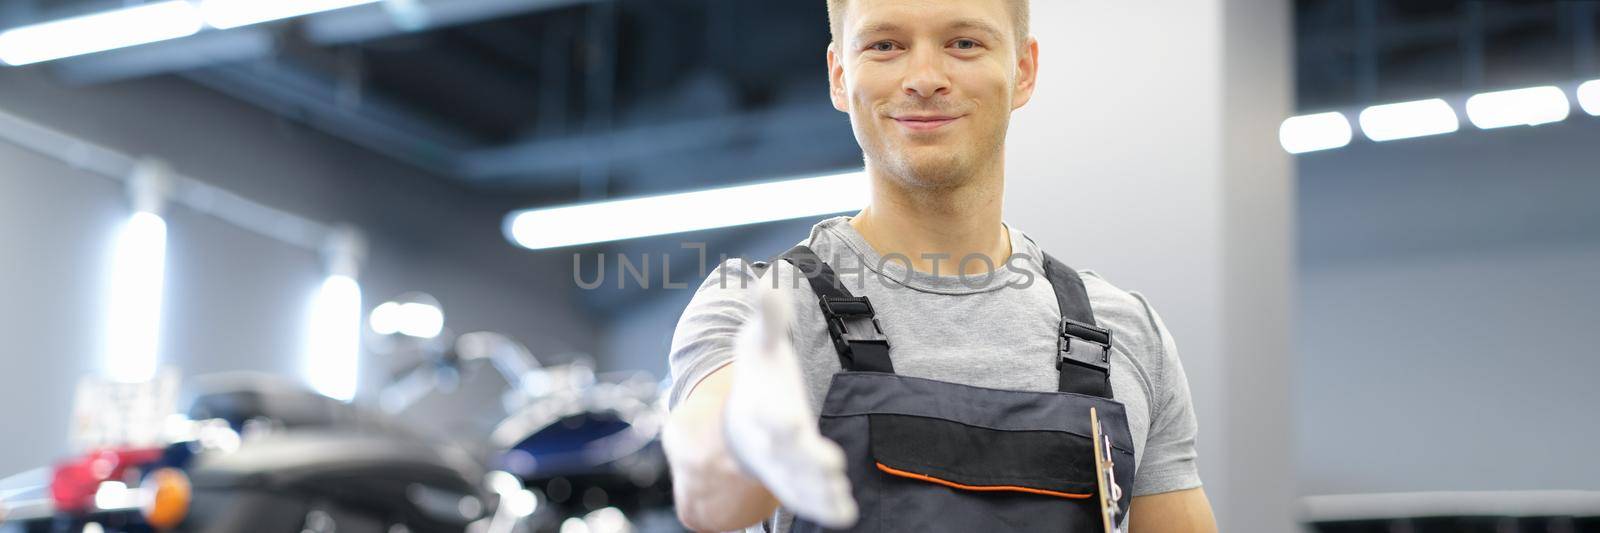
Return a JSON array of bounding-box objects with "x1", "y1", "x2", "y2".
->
[
  {"x1": 827, "y1": 43, "x2": 849, "y2": 113},
  {"x1": 1011, "y1": 36, "x2": 1039, "y2": 110}
]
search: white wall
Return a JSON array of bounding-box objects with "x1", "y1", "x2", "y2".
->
[
  {"x1": 1298, "y1": 243, "x2": 1600, "y2": 494},
  {"x1": 0, "y1": 69, "x2": 597, "y2": 476},
  {"x1": 1296, "y1": 118, "x2": 1600, "y2": 496}
]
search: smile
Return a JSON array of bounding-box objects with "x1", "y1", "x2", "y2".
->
[{"x1": 893, "y1": 115, "x2": 962, "y2": 131}]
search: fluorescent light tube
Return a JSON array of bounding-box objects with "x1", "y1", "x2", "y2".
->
[
  {"x1": 104, "y1": 211, "x2": 168, "y2": 383},
  {"x1": 1465, "y1": 86, "x2": 1570, "y2": 129},
  {"x1": 1279, "y1": 111, "x2": 1353, "y2": 154},
  {"x1": 0, "y1": 2, "x2": 202, "y2": 66},
  {"x1": 200, "y1": 0, "x2": 382, "y2": 30},
  {"x1": 505, "y1": 170, "x2": 870, "y2": 249},
  {"x1": 306, "y1": 274, "x2": 362, "y2": 401},
  {"x1": 1579, "y1": 80, "x2": 1600, "y2": 117},
  {"x1": 1358, "y1": 98, "x2": 1460, "y2": 142}
]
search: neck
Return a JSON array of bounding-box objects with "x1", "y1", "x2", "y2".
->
[{"x1": 849, "y1": 158, "x2": 1010, "y2": 276}]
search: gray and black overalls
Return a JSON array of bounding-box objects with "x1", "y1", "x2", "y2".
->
[{"x1": 759, "y1": 245, "x2": 1137, "y2": 532}]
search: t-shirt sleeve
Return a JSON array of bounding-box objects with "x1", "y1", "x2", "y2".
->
[
  {"x1": 666, "y1": 259, "x2": 762, "y2": 410},
  {"x1": 1129, "y1": 291, "x2": 1204, "y2": 496}
]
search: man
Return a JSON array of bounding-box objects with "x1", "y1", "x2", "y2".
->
[{"x1": 662, "y1": 0, "x2": 1217, "y2": 531}]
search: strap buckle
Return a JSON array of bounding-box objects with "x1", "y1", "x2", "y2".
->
[
  {"x1": 1057, "y1": 317, "x2": 1112, "y2": 371},
  {"x1": 819, "y1": 296, "x2": 888, "y2": 362}
]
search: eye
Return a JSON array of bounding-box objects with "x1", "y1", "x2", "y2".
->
[
  {"x1": 869, "y1": 41, "x2": 897, "y2": 52},
  {"x1": 952, "y1": 39, "x2": 981, "y2": 50}
]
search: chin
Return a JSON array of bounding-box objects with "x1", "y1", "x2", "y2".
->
[
  {"x1": 863, "y1": 140, "x2": 974, "y2": 189},
  {"x1": 896, "y1": 156, "x2": 972, "y2": 189}
]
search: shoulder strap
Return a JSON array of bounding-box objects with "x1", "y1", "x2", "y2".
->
[
  {"x1": 1041, "y1": 251, "x2": 1114, "y2": 398},
  {"x1": 760, "y1": 245, "x2": 895, "y2": 373}
]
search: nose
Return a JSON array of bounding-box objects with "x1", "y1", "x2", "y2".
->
[{"x1": 902, "y1": 46, "x2": 951, "y2": 99}]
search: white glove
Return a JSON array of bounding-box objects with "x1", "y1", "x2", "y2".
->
[{"x1": 723, "y1": 281, "x2": 859, "y2": 529}]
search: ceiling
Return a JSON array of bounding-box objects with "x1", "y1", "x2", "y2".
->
[
  {"x1": 5, "y1": 0, "x2": 862, "y2": 204},
  {"x1": 7, "y1": 0, "x2": 1591, "y2": 197},
  {"x1": 1296, "y1": 0, "x2": 1599, "y2": 111}
]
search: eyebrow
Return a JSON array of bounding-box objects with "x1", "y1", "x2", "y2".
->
[
  {"x1": 853, "y1": 22, "x2": 904, "y2": 43},
  {"x1": 851, "y1": 18, "x2": 1006, "y2": 45},
  {"x1": 946, "y1": 18, "x2": 1005, "y2": 42}
]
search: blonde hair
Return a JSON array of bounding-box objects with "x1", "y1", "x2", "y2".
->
[{"x1": 825, "y1": 0, "x2": 1030, "y2": 48}]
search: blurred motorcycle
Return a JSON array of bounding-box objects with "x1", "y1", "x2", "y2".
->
[
  {"x1": 0, "y1": 290, "x2": 674, "y2": 533},
  {"x1": 0, "y1": 372, "x2": 531, "y2": 533},
  {"x1": 375, "y1": 314, "x2": 674, "y2": 533}
]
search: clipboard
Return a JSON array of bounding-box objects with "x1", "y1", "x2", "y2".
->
[{"x1": 1090, "y1": 407, "x2": 1122, "y2": 533}]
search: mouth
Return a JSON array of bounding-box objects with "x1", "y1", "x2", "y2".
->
[{"x1": 892, "y1": 114, "x2": 962, "y2": 132}]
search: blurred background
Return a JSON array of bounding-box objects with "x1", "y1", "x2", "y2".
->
[{"x1": 0, "y1": 0, "x2": 1595, "y2": 532}]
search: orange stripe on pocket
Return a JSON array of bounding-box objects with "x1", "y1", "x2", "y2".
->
[{"x1": 874, "y1": 462, "x2": 1093, "y2": 500}]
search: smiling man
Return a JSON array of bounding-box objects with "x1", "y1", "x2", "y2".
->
[{"x1": 661, "y1": 1, "x2": 1217, "y2": 532}]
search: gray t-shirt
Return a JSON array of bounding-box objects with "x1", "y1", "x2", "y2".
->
[{"x1": 667, "y1": 216, "x2": 1202, "y2": 532}]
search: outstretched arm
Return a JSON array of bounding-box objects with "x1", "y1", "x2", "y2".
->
[
  {"x1": 663, "y1": 365, "x2": 780, "y2": 531},
  {"x1": 663, "y1": 282, "x2": 857, "y2": 531}
]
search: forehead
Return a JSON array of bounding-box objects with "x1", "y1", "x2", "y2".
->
[{"x1": 842, "y1": 0, "x2": 1013, "y2": 36}]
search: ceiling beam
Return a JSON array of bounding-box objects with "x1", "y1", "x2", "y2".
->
[
  {"x1": 456, "y1": 104, "x2": 850, "y2": 181},
  {"x1": 304, "y1": 0, "x2": 603, "y2": 46},
  {"x1": 184, "y1": 60, "x2": 473, "y2": 176},
  {"x1": 51, "y1": 28, "x2": 276, "y2": 85}
]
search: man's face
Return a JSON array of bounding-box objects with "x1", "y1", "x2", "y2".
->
[{"x1": 828, "y1": 0, "x2": 1037, "y2": 190}]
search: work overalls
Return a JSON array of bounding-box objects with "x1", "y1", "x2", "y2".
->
[{"x1": 761, "y1": 245, "x2": 1137, "y2": 532}]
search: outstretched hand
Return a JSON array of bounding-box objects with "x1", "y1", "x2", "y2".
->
[{"x1": 722, "y1": 281, "x2": 858, "y2": 529}]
